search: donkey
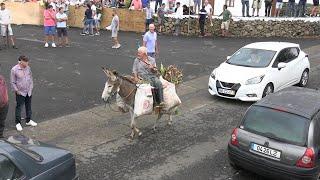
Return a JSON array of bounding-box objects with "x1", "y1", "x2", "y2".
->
[{"x1": 101, "y1": 67, "x2": 178, "y2": 139}]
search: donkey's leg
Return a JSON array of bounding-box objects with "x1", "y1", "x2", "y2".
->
[
  {"x1": 167, "y1": 114, "x2": 173, "y2": 126},
  {"x1": 153, "y1": 114, "x2": 161, "y2": 131},
  {"x1": 129, "y1": 110, "x2": 136, "y2": 139}
]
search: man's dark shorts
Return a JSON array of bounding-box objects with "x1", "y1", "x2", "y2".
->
[{"x1": 57, "y1": 28, "x2": 68, "y2": 37}]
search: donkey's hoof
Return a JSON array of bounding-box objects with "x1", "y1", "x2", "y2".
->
[{"x1": 167, "y1": 121, "x2": 172, "y2": 126}]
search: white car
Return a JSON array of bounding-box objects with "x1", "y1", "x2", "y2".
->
[{"x1": 208, "y1": 42, "x2": 310, "y2": 101}]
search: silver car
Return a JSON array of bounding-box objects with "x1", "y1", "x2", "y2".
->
[{"x1": 228, "y1": 87, "x2": 320, "y2": 180}]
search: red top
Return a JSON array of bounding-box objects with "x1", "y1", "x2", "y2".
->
[{"x1": 0, "y1": 75, "x2": 8, "y2": 108}]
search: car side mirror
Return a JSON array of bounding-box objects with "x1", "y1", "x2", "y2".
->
[
  {"x1": 277, "y1": 62, "x2": 287, "y2": 70},
  {"x1": 227, "y1": 56, "x2": 231, "y2": 60}
]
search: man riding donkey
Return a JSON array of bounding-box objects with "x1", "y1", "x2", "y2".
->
[{"x1": 132, "y1": 46, "x2": 164, "y2": 108}]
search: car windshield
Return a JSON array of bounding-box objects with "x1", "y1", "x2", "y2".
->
[
  {"x1": 227, "y1": 48, "x2": 276, "y2": 67},
  {"x1": 242, "y1": 106, "x2": 309, "y2": 146}
]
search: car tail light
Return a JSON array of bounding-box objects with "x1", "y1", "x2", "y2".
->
[
  {"x1": 231, "y1": 128, "x2": 239, "y2": 146},
  {"x1": 296, "y1": 148, "x2": 315, "y2": 168}
]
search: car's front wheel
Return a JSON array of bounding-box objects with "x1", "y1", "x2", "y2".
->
[
  {"x1": 298, "y1": 69, "x2": 309, "y2": 87},
  {"x1": 262, "y1": 83, "x2": 274, "y2": 98}
]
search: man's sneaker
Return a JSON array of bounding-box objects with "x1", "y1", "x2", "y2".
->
[
  {"x1": 44, "y1": 43, "x2": 49, "y2": 48},
  {"x1": 51, "y1": 43, "x2": 56, "y2": 48},
  {"x1": 111, "y1": 45, "x2": 116, "y2": 49},
  {"x1": 115, "y1": 44, "x2": 121, "y2": 49},
  {"x1": 26, "y1": 120, "x2": 37, "y2": 127},
  {"x1": 12, "y1": 45, "x2": 18, "y2": 49},
  {"x1": 95, "y1": 32, "x2": 100, "y2": 36},
  {"x1": 16, "y1": 123, "x2": 23, "y2": 131},
  {"x1": 80, "y1": 33, "x2": 86, "y2": 36}
]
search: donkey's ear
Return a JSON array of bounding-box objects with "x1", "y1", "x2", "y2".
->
[{"x1": 112, "y1": 70, "x2": 118, "y2": 76}]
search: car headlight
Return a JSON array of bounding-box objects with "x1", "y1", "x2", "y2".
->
[
  {"x1": 245, "y1": 75, "x2": 265, "y2": 85},
  {"x1": 210, "y1": 70, "x2": 216, "y2": 79}
]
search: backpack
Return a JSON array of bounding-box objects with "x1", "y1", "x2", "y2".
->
[{"x1": 0, "y1": 75, "x2": 8, "y2": 108}]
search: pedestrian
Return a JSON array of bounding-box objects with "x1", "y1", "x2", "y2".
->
[
  {"x1": 252, "y1": 0, "x2": 262, "y2": 17},
  {"x1": 174, "y1": 2, "x2": 183, "y2": 36},
  {"x1": 193, "y1": 0, "x2": 200, "y2": 13},
  {"x1": 56, "y1": 0, "x2": 69, "y2": 15},
  {"x1": 10, "y1": 56, "x2": 37, "y2": 132},
  {"x1": 311, "y1": 0, "x2": 319, "y2": 16},
  {"x1": 0, "y1": 3, "x2": 17, "y2": 49},
  {"x1": 286, "y1": 0, "x2": 296, "y2": 17},
  {"x1": 154, "y1": 0, "x2": 162, "y2": 12},
  {"x1": 296, "y1": 0, "x2": 305, "y2": 17},
  {"x1": 56, "y1": 7, "x2": 69, "y2": 47},
  {"x1": 204, "y1": 0, "x2": 213, "y2": 27},
  {"x1": 0, "y1": 69, "x2": 8, "y2": 138},
  {"x1": 144, "y1": 3, "x2": 154, "y2": 32},
  {"x1": 44, "y1": 4, "x2": 57, "y2": 48},
  {"x1": 275, "y1": 0, "x2": 283, "y2": 17},
  {"x1": 95, "y1": 1, "x2": 103, "y2": 34},
  {"x1": 129, "y1": 0, "x2": 142, "y2": 10},
  {"x1": 219, "y1": 4, "x2": 231, "y2": 37},
  {"x1": 81, "y1": 4, "x2": 94, "y2": 36},
  {"x1": 241, "y1": 0, "x2": 250, "y2": 17},
  {"x1": 111, "y1": 8, "x2": 121, "y2": 49},
  {"x1": 198, "y1": 5, "x2": 207, "y2": 37},
  {"x1": 143, "y1": 24, "x2": 158, "y2": 58},
  {"x1": 264, "y1": 0, "x2": 272, "y2": 17},
  {"x1": 91, "y1": 1, "x2": 100, "y2": 35},
  {"x1": 157, "y1": 3, "x2": 165, "y2": 33}
]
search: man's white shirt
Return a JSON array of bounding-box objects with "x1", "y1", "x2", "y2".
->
[
  {"x1": 175, "y1": 6, "x2": 183, "y2": 19},
  {"x1": 0, "y1": 9, "x2": 11, "y2": 25}
]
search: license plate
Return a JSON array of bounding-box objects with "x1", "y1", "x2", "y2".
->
[
  {"x1": 251, "y1": 143, "x2": 281, "y2": 159},
  {"x1": 218, "y1": 88, "x2": 235, "y2": 95}
]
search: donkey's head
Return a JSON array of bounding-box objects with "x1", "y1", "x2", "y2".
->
[{"x1": 101, "y1": 67, "x2": 121, "y2": 103}]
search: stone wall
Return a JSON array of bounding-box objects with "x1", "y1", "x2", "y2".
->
[{"x1": 156, "y1": 16, "x2": 320, "y2": 38}]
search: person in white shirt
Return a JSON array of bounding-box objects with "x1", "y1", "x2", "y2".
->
[
  {"x1": 0, "y1": 3, "x2": 17, "y2": 49},
  {"x1": 91, "y1": 1, "x2": 100, "y2": 35},
  {"x1": 174, "y1": 2, "x2": 183, "y2": 36},
  {"x1": 143, "y1": 24, "x2": 158, "y2": 58},
  {"x1": 110, "y1": 8, "x2": 120, "y2": 49},
  {"x1": 56, "y1": 7, "x2": 69, "y2": 47},
  {"x1": 144, "y1": 3, "x2": 154, "y2": 32},
  {"x1": 204, "y1": 0, "x2": 213, "y2": 27}
]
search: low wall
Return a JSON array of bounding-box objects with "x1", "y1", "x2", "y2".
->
[
  {"x1": 5, "y1": 2, "x2": 320, "y2": 37},
  {"x1": 6, "y1": 2, "x2": 145, "y2": 32},
  {"x1": 156, "y1": 16, "x2": 320, "y2": 38}
]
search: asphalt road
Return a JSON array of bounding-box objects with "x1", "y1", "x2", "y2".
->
[
  {"x1": 2, "y1": 25, "x2": 320, "y2": 180},
  {"x1": 1, "y1": 25, "x2": 320, "y2": 129}
]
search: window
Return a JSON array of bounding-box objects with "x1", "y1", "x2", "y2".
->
[
  {"x1": 242, "y1": 106, "x2": 310, "y2": 146},
  {"x1": 273, "y1": 48, "x2": 299, "y2": 67},
  {"x1": 226, "y1": 48, "x2": 276, "y2": 68},
  {"x1": 0, "y1": 154, "x2": 23, "y2": 180},
  {"x1": 225, "y1": 0, "x2": 234, "y2": 7}
]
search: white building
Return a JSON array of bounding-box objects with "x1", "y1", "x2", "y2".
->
[{"x1": 214, "y1": 0, "x2": 314, "y2": 17}]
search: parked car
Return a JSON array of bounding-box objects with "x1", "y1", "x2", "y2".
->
[
  {"x1": 208, "y1": 42, "x2": 310, "y2": 101},
  {"x1": 0, "y1": 135, "x2": 78, "y2": 180},
  {"x1": 228, "y1": 87, "x2": 320, "y2": 180}
]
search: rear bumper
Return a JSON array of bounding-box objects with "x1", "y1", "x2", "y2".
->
[{"x1": 228, "y1": 143, "x2": 319, "y2": 180}]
